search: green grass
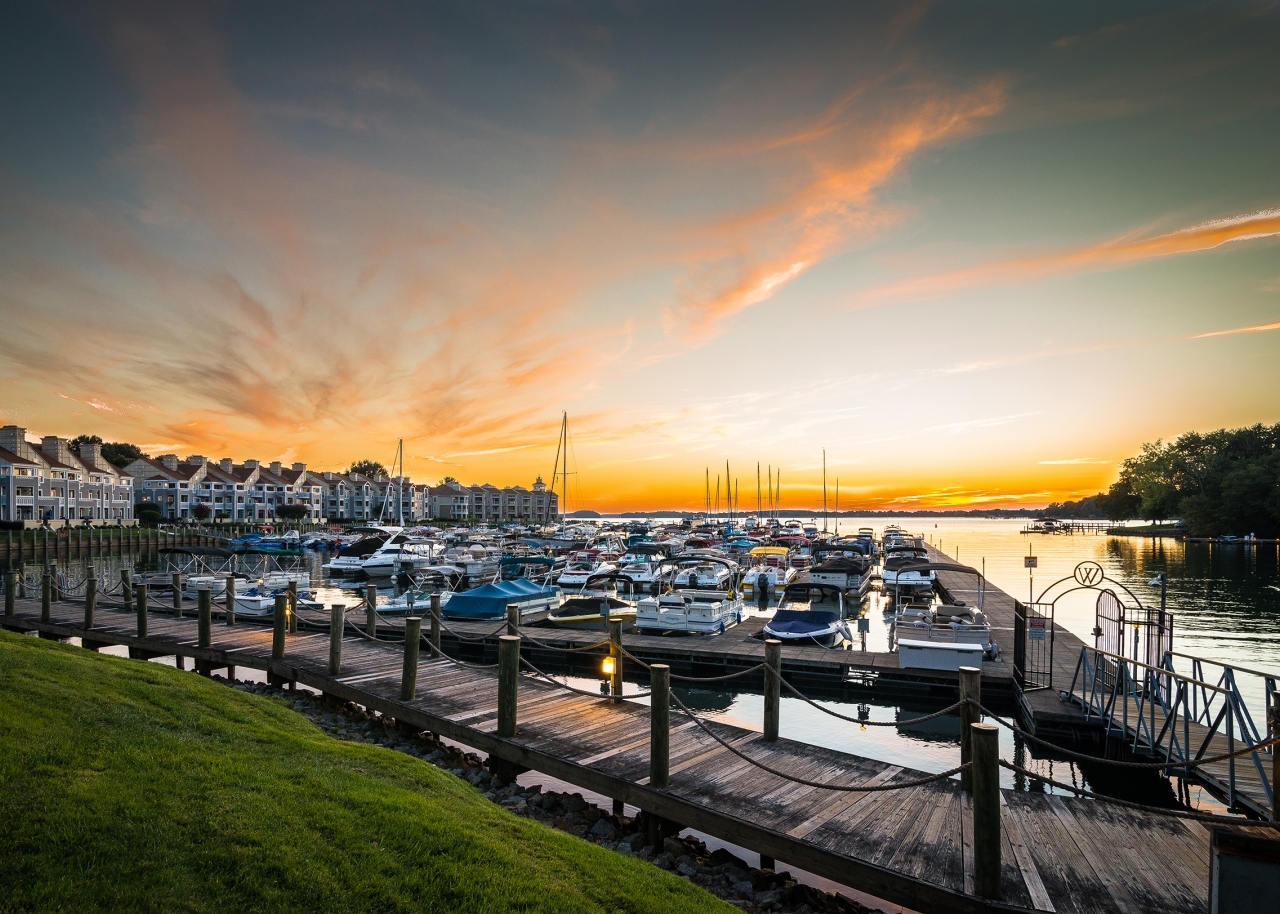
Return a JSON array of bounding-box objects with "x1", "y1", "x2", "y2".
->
[{"x1": 0, "y1": 631, "x2": 736, "y2": 913}]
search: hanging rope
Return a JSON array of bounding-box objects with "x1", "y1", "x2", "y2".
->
[{"x1": 518, "y1": 654, "x2": 645, "y2": 698}]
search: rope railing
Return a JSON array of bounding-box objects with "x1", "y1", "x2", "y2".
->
[
  {"x1": 997, "y1": 759, "x2": 1280, "y2": 828},
  {"x1": 667, "y1": 688, "x2": 969, "y2": 792},
  {"x1": 615, "y1": 643, "x2": 771, "y2": 684},
  {"x1": 780, "y1": 676, "x2": 968, "y2": 727},
  {"x1": 518, "y1": 654, "x2": 646, "y2": 698}
]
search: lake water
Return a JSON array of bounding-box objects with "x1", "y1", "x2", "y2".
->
[{"x1": 15, "y1": 517, "x2": 1279, "y2": 810}]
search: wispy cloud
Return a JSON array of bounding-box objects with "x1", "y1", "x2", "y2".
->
[
  {"x1": 1039, "y1": 457, "x2": 1109, "y2": 465},
  {"x1": 1192, "y1": 318, "x2": 1280, "y2": 339}
]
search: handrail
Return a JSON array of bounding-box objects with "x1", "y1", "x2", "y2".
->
[
  {"x1": 1078, "y1": 645, "x2": 1232, "y2": 693},
  {"x1": 1166, "y1": 651, "x2": 1280, "y2": 683}
]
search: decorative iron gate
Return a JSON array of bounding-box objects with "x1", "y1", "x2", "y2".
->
[
  {"x1": 1013, "y1": 599, "x2": 1055, "y2": 691},
  {"x1": 1094, "y1": 587, "x2": 1173, "y2": 669}
]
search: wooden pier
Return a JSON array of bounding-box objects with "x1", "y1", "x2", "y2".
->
[{"x1": 3, "y1": 592, "x2": 1269, "y2": 914}]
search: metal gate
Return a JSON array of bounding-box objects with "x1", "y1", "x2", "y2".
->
[
  {"x1": 1095, "y1": 588, "x2": 1172, "y2": 669},
  {"x1": 1013, "y1": 600, "x2": 1055, "y2": 691}
]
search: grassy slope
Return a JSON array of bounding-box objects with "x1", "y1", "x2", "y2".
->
[{"x1": 0, "y1": 631, "x2": 736, "y2": 914}]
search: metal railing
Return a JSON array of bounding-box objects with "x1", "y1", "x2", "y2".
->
[{"x1": 1067, "y1": 645, "x2": 1273, "y2": 813}]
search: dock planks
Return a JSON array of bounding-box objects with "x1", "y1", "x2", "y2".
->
[{"x1": 3, "y1": 595, "x2": 1263, "y2": 914}]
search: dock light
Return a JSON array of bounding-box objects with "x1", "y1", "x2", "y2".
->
[{"x1": 601, "y1": 656, "x2": 616, "y2": 677}]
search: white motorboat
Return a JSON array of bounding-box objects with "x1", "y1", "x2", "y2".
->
[
  {"x1": 762, "y1": 583, "x2": 851, "y2": 648},
  {"x1": 740, "y1": 546, "x2": 794, "y2": 598},
  {"x1": 672, "y1": 559, "x2": 734, "y2": 590},
  {"x1": 635, "y1": 589, "x2": 742, "y2": 635},
  {"x1": 359, "y1": 537, "x2": 438, "y2": 576},
  {"x1": 324, "y1": 534, "x2": 394, "y2": 573},
  {"x1": 233, "y1": 586, "x2": 321, "y2": 617},
  {"x1": 556, "y1": 552, "x2": 617, "y2": 588},
  {"x1": 891, "y1": 602, "x2": 998, "y2": 660}
]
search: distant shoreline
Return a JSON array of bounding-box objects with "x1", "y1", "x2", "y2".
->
[{"x1": 565, "y1": 508, "x2": 1123, "y2": 520}]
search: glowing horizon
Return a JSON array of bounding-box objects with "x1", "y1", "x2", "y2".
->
[{"x1": 3, "y1": 3, "x2": 1279, "y2": 513}]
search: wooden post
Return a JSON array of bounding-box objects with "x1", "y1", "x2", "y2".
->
[
  {"x1": 498, "y1": 634, "x2": 520, "y2": 738},
  {"x1": 41, "y1": 570, "x2": 51, "y2": 622},
  {"x1": 764, "y1": 638, "x2": 781, "y2": 742},
  {"x1": 83, "y1": 565, "x2": 96, "y2": 630},
  {"x1": 650, "y1": 663, "x2": 670, "y2": 787},
  {"x1": 287, "y1": 579, "x2": 298, "y2": 634},
  {"x1": 506, "y1": 602, "x2": 519, "y2": 636},
  {"x1": 329, "y1": 605, "x2": 344, "y2": 676},
  {"x1": 429, "y1": 592, "x2": 441, "y2": 655},
  {"x1": 609, "y1": 618, "x2": 623, "y2": 702},
  {"x1": 171, "y1": 571, "x2": 182, "y2": 617},
  {"x1": 50, "y1": 560, "x2": 59, "y2": 601},
  {"x1": 197, "y1": 588, "x2": 212, "y2": 648},
  {"x1": 224, "y1": 575, "x2": 236, "y2": 625},
  {"x1": 401, "y1": 616, "x2": 422, "y2": 701},
  {"x1": 972, "y1": 722, "x2": 1001, "y2": 900},
  {"x1": 136, "y1": 582, "x2": 148, "y2": 637},
  {"x1": 365, "y1": 583, "x2": 377, "y2": 638},
  {"x1": 959, "y1": 665, "x2": 981, "y2": 794},
  {"x1": 272, "y1": 594, "x2": 288, "y2": 661},
  {"x1": 4, "y1": 571, "x2": 16, "y2": 616},
  {"x1": 120, "y1": 568, "x2": 133, "y2": 614},
  {"x1": 1272, "y1": 695, "x2": 1280, "y2": 822}
]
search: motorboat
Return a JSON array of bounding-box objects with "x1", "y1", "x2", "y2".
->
[
  {"x1": 547, "y1": 594, "x2": 636, "y2": 629},
  {"x1": 557, "y1": 552, "x2": 618, "y2": 588},
  {"x1": 324, "y1": 535, "x2": 394, "y2": 573},
  {"x1": 439, "y1": 578, "x2": 562, "y2": 623},
  {"x1": 740, "y1": 546, "x2": 794, "y2": 598},
  {"x1": 635, "y1": 589, "x2": 743, "y2": 635},
  {"x1": 671, "y1": 556, "x2": 735, "y2": 591},
  {"x1": 500, "y1": 554, "x2": 562, "y2": 582},
  {"x1": 808, "y1": 546, "x2": 870, "y2": 593},
  {"x1": 442, "y1": 544, "x2": 502, "y2": 582},
  {"x1": 762, "y1": 583, "x2": 852, "y2": 648},
  {"x1": 891, "y1": 601, "x2": 998, "y2": 660},
  {"x1": 359, "y1": 536, "x2": 438, "y2": 576},
  {"x1": 233, "y1": 585, "x2": 321, "y2": 617}
]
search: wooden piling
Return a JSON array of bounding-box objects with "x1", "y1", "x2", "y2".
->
[
  {"x1": 401, "y1": 616, "x2": 422, "y2": 701},
  {"x1": 224, "y1": 575, "x2": 236, "y2": 625},
  {"x1": 972, "y1": 722, "x2": 1001, "y2": 899},
  {"x1": 136, "y1": 582, "x2": 148, "y2": 638},
  {"x1": 959, "y1": 665, "x2": 981, "y2": 794},
  {"x1": 5, "y1": 571, "x2": 16, "y2": 616},
  {"x1": 365, "y1": 583, "x2": 377, "y2": 638},
  {"x1": 506, "y1": 602, "x2": 519, "y2": 636},
  {"x1": 171, "y1": 571, "x2": 182, "y2": 617},
  {"x1": 287, "y1": 580, "x2": 298, "y2": 634},
  {"x1": 329, "y1": 605, "x2": 344, "y2": 676},
  {"x1": 498, "y1": 634, "x2": 520, "y2": 739},
  {"x1": 120, "y1": 568, "x2": 133, "y2": 614},
  {"x1": 609, "y1": 618, "x2": 623, "y2": 702},
  {"x1": 197, "y1": 588, "x2": 212, "y2": 648},
  {"x1": 272, "y1": 594, "x2": 288, "y2": 661},
  {"x1": 650, "y1": 664, "x2": 670, "y2": 787},
  {"x1": 764, "y1": 638, "x2": 781, "y2": 742},
  {"x1": 41, "y1": 570, "x2": 51, "y2": 622},
  {"x1": 83, "y1": 566, "x2": 96, "y2": 630},
  {"x1": 429, "y1": 593, "x2": 441, "y2": 655}
]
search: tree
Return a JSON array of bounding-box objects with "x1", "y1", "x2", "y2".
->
[
  {"x1": 136, "y1": 504, "x2": 162, "y2": 525},
  {"x1": 69, "y1": 436, "x2": 148, "y2": 467},
  {"x1": 276, "y1": 504, "x2": 308, "y2": 521},
  {"x1": 68, "y1": 435, "x2": 102, "y2": 454},
  {"x1": 440, "y1": 476, "x2": 458, "y2": 485},
  {"x1": 349, "y1": 460, "x2": 387, "y2": 477},
  {"x1": 191, "y1": 503, "x2": 211, "y2": 521}
]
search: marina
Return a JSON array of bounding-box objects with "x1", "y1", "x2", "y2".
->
[{"x1": 4, "y1": 521, "x2": 1279, "y2": 913}]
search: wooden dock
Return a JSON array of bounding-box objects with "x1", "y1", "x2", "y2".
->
[{"x1": 3, "y1": 594, "x2": 1266, "y2": 914}]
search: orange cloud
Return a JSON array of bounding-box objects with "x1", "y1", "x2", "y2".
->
[{"x1": 857, "y1": 208, "x2": 1280, "y2": 305}]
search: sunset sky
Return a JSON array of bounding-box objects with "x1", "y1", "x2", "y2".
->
[{"x1": 2, "y1": 2, "x2": 1279, "y2": 511}]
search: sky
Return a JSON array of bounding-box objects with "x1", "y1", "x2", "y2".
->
[{"x1": 2, "y1": 1, "x2": 1279, "y2": 512}]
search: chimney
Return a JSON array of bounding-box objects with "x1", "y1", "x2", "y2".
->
[
  {"x1": 187, "y1": 455, "x2": 207, "y2": 467},
  {"x1": 42, "y1": 436, "x2": 73, "y2": 465},
  {"x1": 242, "y1": 459, "x2": 258, "y2": 469},
  {"x1": 160, "y1": 454, "x2": 179, "y2": 471},
  {"x1": 82, "y1": 443, "x2": 103, "y2": 467},
  {"x1": 323, "y1": 471, "x2": 336, "y2": 481},
  {"x1": 0, "y1": 426, "x2": 33, "y2": 461},
  {"x1": 270, "y1": 461, "x2": 282, "y2": 475},
  {"x1": 219, "y1": 458, "x2": 234, "y2": 472},
  {"x1": 292, "y1": 462, "x2": 306, "y2": 472}
]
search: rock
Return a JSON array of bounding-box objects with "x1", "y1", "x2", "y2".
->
[
  {"x1": 589, "y1": 818, "x2": 618, "y2": 839},
  {"x1": 663, "y1": 836, "x2": 685, "y2": 857},
  {"x1": 616, "y1": 844, "x2": 634, "y2": 856},
  {"x1": 709, "y1": 848, "x2": 752, "y2": 871},
  {"x1": 676, "y1": 862, "x2": 699, "y2": 878},
  {"x1": 621, "y1": 832, "x2": 646, "y2": 851},
  {"x1": 755, "y1": 889, "x2": 783, "y2": 906},
  {"x1": 654, "y1": 853, "x2": 674, "y2": 870},
  {"x1": 582, "y1": 807, "x2": 602, "y2": 826},
  {"x1": 500, "y1": 796, "x2": 527, "y2": 810},
  {"x1": 731, "y1": 880, "x2": 755, "y2": 899},
  {"x1": 564, "y1": 794, "x2": 587, "y2": 813}
]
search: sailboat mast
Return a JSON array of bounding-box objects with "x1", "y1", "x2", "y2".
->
[
  {"x1": 714, "y1": 475, "x2": 720, "y2": 518},
  {"x1": 757, "y1": 462, "x2": 762, "y2": 518},
  {"x1": 398, "y1": 438, "x2": 405, "y2": 525},
  {"x1": 835, "y1": 479, "x2": 840, "y2": 535},
  {"x1": 550, "y1": 411, "x2": 565, "y2": 524},
  {"x1": 561, "y1": 412, "x2": 568, "y2": 522},
  {"x1": 775, "y1": 470, "x2": 781, "y2": 521},
  {"x1": 705, "y1": 468, "x2": 710, "y2": 519},
  {"x1": 822, "y1": 449, "x2": 827, "y2": 533},
  {"x1": 725, "y1": 460, "x2": 731, "y2": 525}
]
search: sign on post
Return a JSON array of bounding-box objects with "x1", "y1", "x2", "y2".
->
[
  {"x1": 1028, "y1": 618, "x2": 1047, "y2": 642},
  {"x1": 1024, "y1": 556, "x2": 1038, "y2": 569}
]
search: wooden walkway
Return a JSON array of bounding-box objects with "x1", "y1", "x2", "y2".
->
[{"x1": 2, "y1": 596, "x2": 1261, "y2": 914}]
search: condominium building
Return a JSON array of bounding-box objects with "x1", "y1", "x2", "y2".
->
[{"x1": 0, "y1": 426, "x2": 135, "y2": 525}]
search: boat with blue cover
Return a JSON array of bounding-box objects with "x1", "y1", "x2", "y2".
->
[
  {"x1": 439, "y1": 578, "x2": 562, "y2": 622},
  {"x1": 762, "y1": 583, "x2": 852, "y2": 647}
]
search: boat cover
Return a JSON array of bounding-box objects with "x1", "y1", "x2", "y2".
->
[
  {"x1": 442, "y1": 578, "x2": 559, "y2": 619},
  {"x1": 765, "y1": 609, "x2": 841, "y2": 635}
]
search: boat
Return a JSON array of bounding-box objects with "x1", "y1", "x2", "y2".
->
[
  {"x1": 740, "y1": 546, "x2": 795, "y2": 598},
  {"x1": 324, "y1": 534, "x2": 394, "y2": 573},
  {"x1": 439, "y1": 578, "x2": 562, "y2": 622},
  {"x1": 808, "y1": 544, "x2": 870, "y2": 593},
  {"x1": 556, "y1": 552, "x2": 617, "y2": 588},
  {"x1": 891, "y1": 601, "x2": 998, "y2": 662},
  {"x1": 762, "y1": 583, "x2": 851, "y2": 647},
  {"x1": 635, "y1": 588, "x2": 743, "y2": 635},
  {"x1": 500, "y1": 554, "x2": 562, "y2": 582},
  {"x1": 671, "y1": 555, "x2": 735, "y2": 591},
  {"x1": 359, "y1": 536, "x2": 438, "y2": 576},
  {"x1": 233, "y1": 585, "x2": 322, "y2": 617},
  {"x1": 547, "y1": 594, "x2": 635, "y2": 628},
  {"x1": 614, "y1": 543, "x2": 675, "y2": 594}
]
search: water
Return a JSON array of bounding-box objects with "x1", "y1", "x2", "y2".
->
[{"x1": 12, "y1": 518, "x2": 1278, "y2": 810}]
